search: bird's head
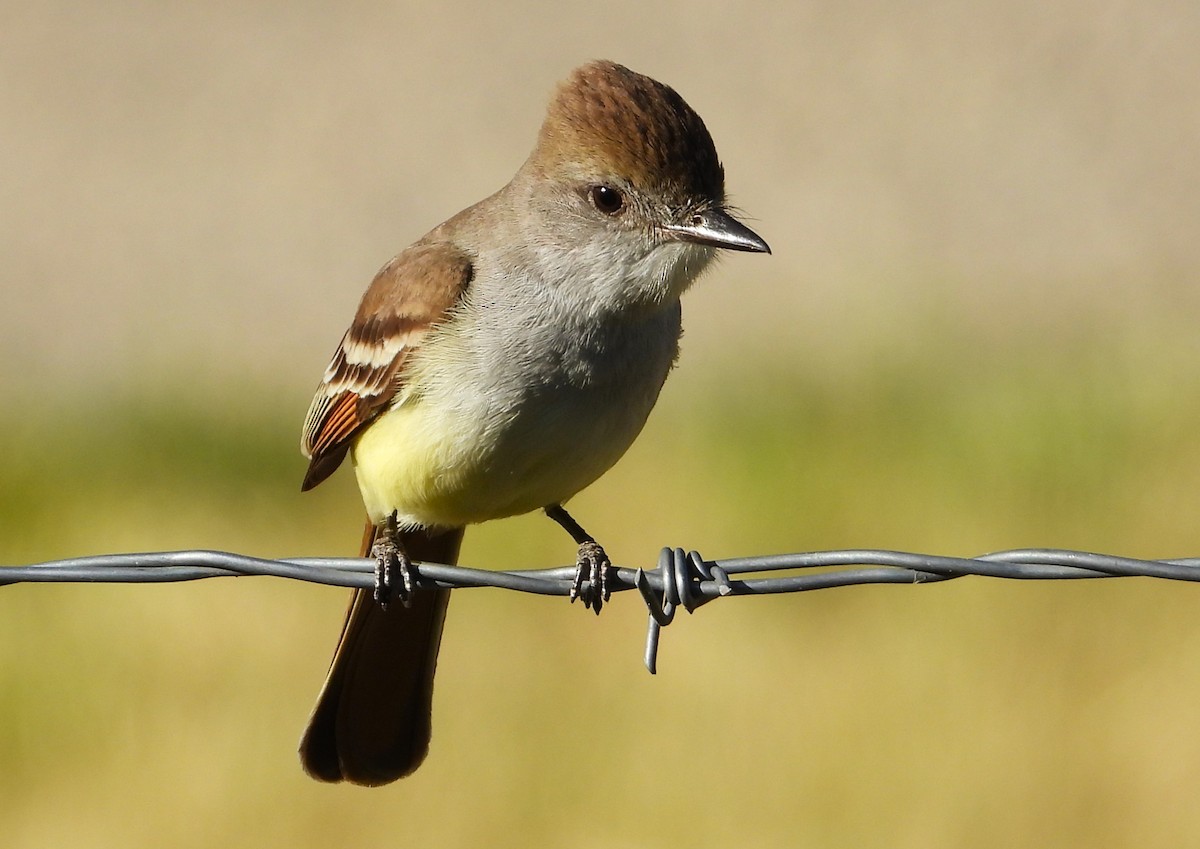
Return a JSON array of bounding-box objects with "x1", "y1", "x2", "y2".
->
[{"x1": 518, "y1": 60, "x2": 769, "y2": 313}]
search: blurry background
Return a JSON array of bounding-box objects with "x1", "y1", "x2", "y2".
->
[{"x1": 3, "y1": 1, "x2": 1200, "y2": 846}]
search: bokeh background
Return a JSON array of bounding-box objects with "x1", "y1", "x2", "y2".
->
[{"x1": 3, "y1": 1, "x2": 1200, "y2": 846}]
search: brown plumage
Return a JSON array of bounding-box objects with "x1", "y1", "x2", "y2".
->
[
  {"x1": 300, "y1": 243, "x2": 473, "y2": 491},
  {"x1": 533, "y1": 61, "x2": 725, "y2": 204},
  {"x1": 299, "y1": 523, "x2": 463, "y2": 784}
]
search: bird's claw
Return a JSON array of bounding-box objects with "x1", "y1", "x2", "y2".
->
[
  {"x1": 570, "y1": 540, "x2": 612, "y2": 614},
  {"x1": 371, "y1": 537, "x2": 414, "y2": 610}
]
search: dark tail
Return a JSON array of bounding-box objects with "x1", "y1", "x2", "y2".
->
[{"x1": 299, "y1": 522, "x2": 465, "y2": 785}]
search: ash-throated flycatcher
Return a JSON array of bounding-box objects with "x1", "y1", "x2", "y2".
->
[{"x1": 298, "y1": 60, "x2": 769, "y2": 785}]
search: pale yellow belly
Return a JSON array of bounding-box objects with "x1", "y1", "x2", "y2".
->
[{"x1": 350, "y1": 385, "x2": 651, "y2": 528}]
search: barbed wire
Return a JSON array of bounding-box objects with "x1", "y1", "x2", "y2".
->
[{"x1": 3, "y1": 548, "x2": 1199, "y2": 672}]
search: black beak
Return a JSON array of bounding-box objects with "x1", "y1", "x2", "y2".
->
[{"x1": 664, "y1": 208, "x2": 771, "y2": 254}]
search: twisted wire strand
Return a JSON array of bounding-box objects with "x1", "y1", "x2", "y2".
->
[{"x1": 4, "y1": 547, "x2": 1197, "y2": 671}]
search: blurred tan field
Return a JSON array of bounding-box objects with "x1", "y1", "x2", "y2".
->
[{"x1": 3, "y1": 1, "x2": 1200, "y2": 847}]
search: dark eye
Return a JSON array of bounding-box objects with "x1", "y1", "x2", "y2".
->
[{"x1": 588, "y1": 185, "x2": 625, "y2": 215}]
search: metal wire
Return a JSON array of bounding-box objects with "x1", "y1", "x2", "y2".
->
[{"x1": 3, "y1": 547, "x2": 1198, "y2": 672}]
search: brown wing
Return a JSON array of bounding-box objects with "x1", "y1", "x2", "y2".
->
[{"x1": 300, "y1": 242, "x2": 473, "y2": 491}]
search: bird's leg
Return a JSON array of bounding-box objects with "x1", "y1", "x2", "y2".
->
[
  {"x1": 370, "y1": 511, "x2": 414, "y2": 609},
  {"x1": 544, "y1": 504, "x2": 611, "y2": 614}
]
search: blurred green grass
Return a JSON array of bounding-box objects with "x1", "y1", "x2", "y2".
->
[{"x1": 2, "y1": 331, "x2": 1200, "y2": 848}]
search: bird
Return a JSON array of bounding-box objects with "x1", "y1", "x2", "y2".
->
[{"x1": 297, "y1": 59, "x2": 769, "y2": 785}]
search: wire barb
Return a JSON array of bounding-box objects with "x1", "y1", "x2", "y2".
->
[{"x1": 3, "y1": 547, "x2": 1199, "y2": 671}]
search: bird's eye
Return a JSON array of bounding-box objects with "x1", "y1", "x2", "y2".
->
[{"x1": 588, "y1": 185, "x2": 625, "y2": 215}]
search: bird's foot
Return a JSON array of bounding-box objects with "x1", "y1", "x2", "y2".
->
[
  {"x1": 571, "y1": 540, "x2": 612, "y2": 614},
  {"x1": 371, "y1": 522, "x2": 413, "y2": 609}
]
